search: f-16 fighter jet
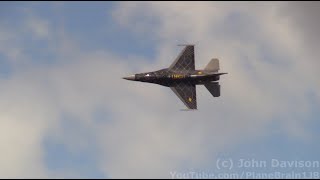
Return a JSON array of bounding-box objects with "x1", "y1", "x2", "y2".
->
[{"x1": 123, "y1": 45, "x2": 227, "y2": 110}]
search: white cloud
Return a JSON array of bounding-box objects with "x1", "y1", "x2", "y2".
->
[
  {"x1": 0, "y1": 2, "x2": 319, "y2": 179},
  {"x1": 0, "y1": 27, "x2": 25, "y2": 64},
  {"x1": 0, "y1": 11, "x2": 54, "y2": 178},
  {"x1": 97, "y1": 2, "x2": 320, "y2": 178},
  {"x1": 26, "y1": 16, "x2": 50, "y2": 39},
  {"x1": 0, "y1": 70, "x2": 58, "y2": 178}
]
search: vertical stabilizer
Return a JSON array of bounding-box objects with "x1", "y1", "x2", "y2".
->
[{"x1": 204, "y1": 58, "x2": 219, "y2": 72}]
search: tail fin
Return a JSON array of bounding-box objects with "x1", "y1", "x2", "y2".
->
[
  {"x1": 204, "y1": 82, "x2": 220, "y2": 97},
  {"x1": 204, "y1": 58, "x2": 219, "y2": 72}
]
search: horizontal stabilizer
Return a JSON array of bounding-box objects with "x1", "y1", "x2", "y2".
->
[
  {"x1": 204, "y1": 82, "x2": 220, "y2": 97},
  {"x1": 204, "y1": 58, "x2": 219, "y2": 72}
]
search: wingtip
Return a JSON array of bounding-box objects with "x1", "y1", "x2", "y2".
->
[
  {"x1": 180, "y1": 109, "x2": 198, "y2": 111},
  {"x1": 177, "y1": 44, "x2": 195, "y2": 46}
]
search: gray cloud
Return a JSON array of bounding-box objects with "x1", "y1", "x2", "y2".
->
[
  {"x1": 101, "y1": 2, "x2": 320, "y2": 178},
  {"x1": 280, "y1": 2, "x2": 320, "y2": 56}
]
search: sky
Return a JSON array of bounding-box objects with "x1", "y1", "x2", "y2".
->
[{"x1": 0, "y1": 1, "x2": 319, "y2": 179}]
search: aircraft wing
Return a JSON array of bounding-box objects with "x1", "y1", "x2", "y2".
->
[
  {"x1": 170, "y1": 82, "x2": 197, "y2": 109},
  {"x1": 169, "y1": 45, "x2": 195, "y2": 73}
]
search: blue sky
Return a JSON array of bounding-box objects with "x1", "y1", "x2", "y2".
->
[{"x1": 0, "y1": 2, "x2": 319, "y2": 178}]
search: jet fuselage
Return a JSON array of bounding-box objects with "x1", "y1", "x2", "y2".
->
[{"x1": 123, "y1": 68, "x2": 227, "y2": 87}]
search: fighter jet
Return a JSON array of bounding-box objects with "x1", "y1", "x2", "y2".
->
[{"x1": 123, "y1": 45, "x2": 227, "y2": 110}]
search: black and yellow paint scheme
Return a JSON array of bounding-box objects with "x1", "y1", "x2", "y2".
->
[
  {"x1": 171, "y1": 74, "x2": 186, "y2": 79},
  {"x1": 123, "y1": 45, "x2": 228, "y2": 110}
]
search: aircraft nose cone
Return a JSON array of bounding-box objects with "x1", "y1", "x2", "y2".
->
[{"x1": 123, "y1": 74, "x2": 136, "y2": 81}]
